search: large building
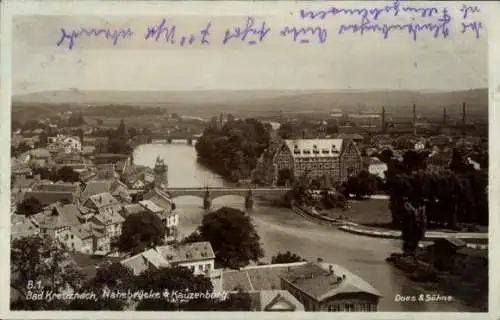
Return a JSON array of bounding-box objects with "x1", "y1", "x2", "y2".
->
[
  {"x1": 221, "y1": 261, "x2": 381, "y2": 312},
  {"x1": 270, "y1": 139, "x2": 363, "y2": 184}
]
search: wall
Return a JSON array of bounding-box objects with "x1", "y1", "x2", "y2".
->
[{"x1": 178, "y1": 259, "x2": 215, "y2": 275}]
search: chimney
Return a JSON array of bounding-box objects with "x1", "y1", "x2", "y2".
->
[
  {"x1": 381, "y1": 106, "x2": 386, "y2": 133},
  {"x1": 442, "y1": 107, "x2": 447, "y2": 125},
  {"x1": 462, "y1": 102, "x2": 466, "y2": 136},
  {"x1": 302, "y1": 130, "x2": 306, "y2": 139},
  {"x1": 328, "y1": 265, "x2": 333, "y2": 275},
  {"x1": 412, "y1": 104, "x2": 417, "y2": 135}
]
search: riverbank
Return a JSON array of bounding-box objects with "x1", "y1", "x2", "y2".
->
[
  {"x1": 339, "y1": 224, "x2": 488, "y2": 245},
  {"x1": 291, "y1": 204, "x2": 488, "y2": 244}
]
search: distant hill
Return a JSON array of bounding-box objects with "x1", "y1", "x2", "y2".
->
[{"x1": 13, "y1": 88, "x2": 488, "y2": 118}]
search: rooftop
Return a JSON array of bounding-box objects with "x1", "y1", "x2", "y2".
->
[
  {"x1": 86, "y1": 192, "x2": 120, "y2": 208},
  {"x1": 33, "y1": 182, "x2": 80, "y2": 193},
  {"x1": 284, "y1": 139, "x2": 343, "y2": 158},
  {"x1": 222, "y1": 262, "x2": 380, "y2": 302},
  {"x1": 281, "y1": 262, "x2": 381, "y2": 301},
  {"x1": 31, "y1": 203, "x2": 82, "y2": 230},
  {"x1": 139, "y1": 200, "x2": 163, "y2": 213},
  {"x1": 121, "y1": 242, "x2": 215, "y2": 275},
  {"x1": 23, "y1": 191, "x2": 76, "y2": 207},
  {"x1": 11, "y1": 214, "x2": 39, "y2": 239}
]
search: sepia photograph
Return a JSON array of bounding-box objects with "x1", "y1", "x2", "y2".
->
[{"x1": 4, "y1": 0, "x2": 490, "y2": 316}]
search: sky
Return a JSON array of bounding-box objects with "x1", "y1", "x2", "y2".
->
[{"x1": 10, "y1": 1, "x2": 488, "y2": 96}]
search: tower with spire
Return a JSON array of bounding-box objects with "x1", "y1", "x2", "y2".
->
[{"x1": 154, "y1": 156, "x2": 168, "y2": 190}]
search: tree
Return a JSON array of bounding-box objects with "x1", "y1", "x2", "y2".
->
[
  {"x1": 195, "y1": 118, "x2": 270, "y2": 182},
  {"x1": 16, "y1": 197, "x2": 43, "y2": 216},
  {"x1": 68, "y1": 112, "x2": 85, "y2": 127},
  {"x1": 134, "y1": 266, "x2": 214, "y2": 310},
  {"x1": 271, "y1": 251, "x2": 306, "y2": 264},
  {"x1": 117, "y1": 211, "x2": 166, "y2": 254},
  {"x1": 343, "y1": 170, "x2": 378, "y2": 199},
  {"x1": 276, "y1": 168, "x2": 294, "y2": 186},
  {"x1": 56, "y1": 166, "x2": 80, "y2": 182},
  {"x1": 180, "y1": 231, "x2": 204, "y2": 244},
  {"x1": 11, "y1": 236, "x2": 84, "y2": 310},
  {"x1": 198, "y1": 207, "x2": 264, "y2": 269},
  {"x1": 38, "y1": 131, "x2": 48, "y2": 148},
  {"x1": 278, "y1": 122, "x2": 294, "y2": 139},
  {"x1": 12, "y1": 141, "x2": 32, "y2": 157},
  {"x1": 69, "y1": 263, "x2": 134, "y2": 310}
]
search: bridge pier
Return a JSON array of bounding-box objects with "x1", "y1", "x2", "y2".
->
[
  {"x1": 245, "y1": 189, "x2": 254, "y2": 209},
  {"x1": 187, "y1": 138, "x2": 193, "y2": 145},
  {"x1": 203, "y1": 190, "x2": 212, "y2": 210}
]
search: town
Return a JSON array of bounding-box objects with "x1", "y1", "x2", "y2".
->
[{"x1": 10, "y1": 96, "x2": 488, "y2": 312}]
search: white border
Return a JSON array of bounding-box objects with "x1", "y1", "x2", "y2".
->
[{"x1": 1, "y1": 1, "x2": 497, "y2": 319}]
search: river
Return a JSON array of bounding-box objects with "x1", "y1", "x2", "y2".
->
[{"x1": 133, "y1": 143, "x2": 472, "y2": 312}]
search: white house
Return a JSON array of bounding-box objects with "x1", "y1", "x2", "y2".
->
[
  {"x1": 121, "y1": 241, "x2": 215, "y2": 276},
  {"x1": 62, "y1": 136, "x2": 82, "y2": 153}
]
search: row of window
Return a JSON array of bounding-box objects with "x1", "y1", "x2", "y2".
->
[
  {"x1": 293, "y1": 149, "x2": 339, "y2": 155},
  {"x1": 295, "y1": 163, "x2": 342, "y2": 170},
  {"x1": 187, "y1": 263, "x2": 212, "y2": 273},
  {"x1": 327, "y1": 303, "x2": 375, "y2": 312}
]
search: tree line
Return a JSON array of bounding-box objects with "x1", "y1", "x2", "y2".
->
[
  {"x1": 382, "y1": 148, "x2": 488, "y2": 231},
  {"x1": 195, "y1": 118, "x2": 270, "y2": 183}
]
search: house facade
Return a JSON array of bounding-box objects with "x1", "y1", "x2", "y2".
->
[
  {"x1": 272, "y1": 139, "x2": 363, "y2": 184},
  {"x1": 85, "y1": 193, "x2": 125, "y2": 239},
  {"x1": 62, "y1": 136, "x2": 82, "y2": 153},
  {"x1": 121, "y1": 242, "x2": 215, "y2": 276},
  {"x1": 279, "y1": 262, "x2": 380, "y2": 312}
]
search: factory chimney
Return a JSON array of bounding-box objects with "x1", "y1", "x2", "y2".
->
[
  {"x1": 412, "y1": 104, "x2": 417, "y2": 135},
  {"x1": 462, "y1": 102, "x2": 467, "y2": 136},
  {"x1": 381, "y1": 106, "x2": 386, "y2": 133}
]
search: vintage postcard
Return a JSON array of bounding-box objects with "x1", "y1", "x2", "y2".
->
[{"x1": 0, "y1": 0, "x2": 496, "y2": 319}]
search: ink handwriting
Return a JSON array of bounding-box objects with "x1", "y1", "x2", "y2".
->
[
  {"x1": 461, "y1": 21, "x2": 482, "y2": 39},
  {"x1": 460, "y1": 4, "x2": 480, "y2": 19},
  {"x1": 280, "y1": 26, "x2": 328, "y2": 44},
  {"x1": 56, "y1": 27, "x2": 134, "y2": 50},
  {"x1": 55, "y1": 2, "x2": 483, "y2": 50},
  {"x1": 338, "y1": 8, "x2": 451, "y2": 41},
  {"x1": 298, "y1": 1, "x2": 441, "y2": 23},
  {"x1": 222, "y1": 17, "x2": 271, "y2": 45}
]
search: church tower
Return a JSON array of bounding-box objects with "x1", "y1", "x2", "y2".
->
[{"x1": 154, "y1": 156, "x2": 168, "y2": 190}]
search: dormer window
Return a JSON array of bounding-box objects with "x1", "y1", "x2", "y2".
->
[{"x1": 312, "y1": 145, "x2": 320, "y2": 154}]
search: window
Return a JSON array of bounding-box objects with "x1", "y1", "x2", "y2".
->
[
  {"x1": 198, "y1": 265, "x2": 203, "y2": 271},
  {"x1": 328, "y1": 304, "x2": 341, "y2": 312},
  {"x1": 344, "y1": 303, "x2": 355, "y2": 312},
  {"x1": 205, "y1": 264, "x2": 211, "y2": 271}
]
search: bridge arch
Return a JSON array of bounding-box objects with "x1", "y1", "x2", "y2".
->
[{"x1": 166, "y1": 187, "x2": 291, "y2": 210}]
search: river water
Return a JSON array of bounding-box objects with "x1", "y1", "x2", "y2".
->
[{"x1": 133, "y1": 143, "x2": 472, "y2": 312}]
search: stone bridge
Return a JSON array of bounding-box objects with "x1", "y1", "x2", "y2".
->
[{"x1": 167, "y1": 187, "x2": 291, "y2": 209}]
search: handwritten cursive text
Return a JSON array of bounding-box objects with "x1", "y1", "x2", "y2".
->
[{"x1": 56, "y1": 27, "x2": 134, "y2": 50}]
